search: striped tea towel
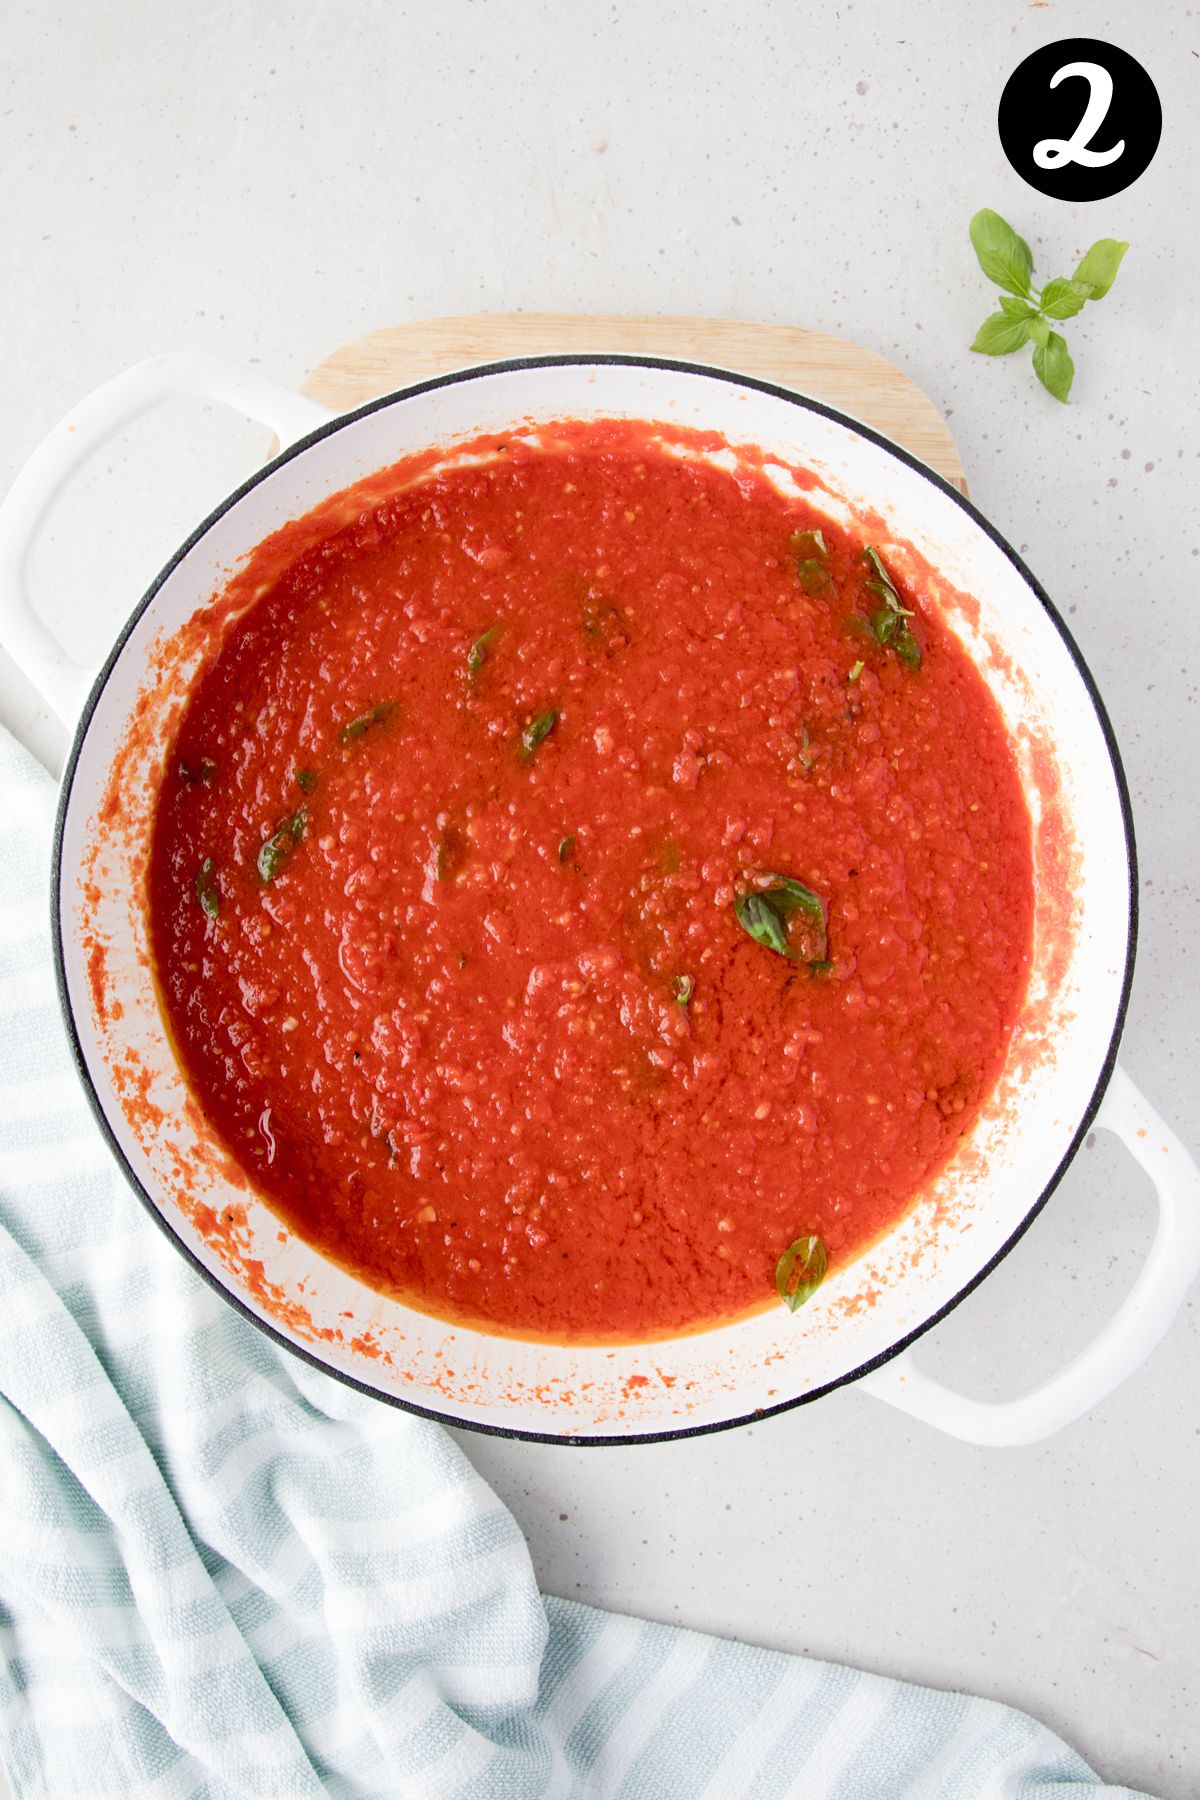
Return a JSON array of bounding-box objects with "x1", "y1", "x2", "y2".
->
[{"x1": 0, "y1": 721, "x2": 1158, "y2": 1800}]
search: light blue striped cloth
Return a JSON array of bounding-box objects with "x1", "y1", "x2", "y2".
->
[{"x1": 0, "y1": 722, "x2": 1157, "y2": 1800}]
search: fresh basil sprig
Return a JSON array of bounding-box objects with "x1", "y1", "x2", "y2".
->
[
  {"x1": 862, "y1": 548, "x2": 921, "y2": 670},
  {"x1": 969, "y1": 208, "x2": 1129, "y2": 403},
  {"x1": 775, "y1": 1235, "x2": 827, "y2": 1312},
  {"x1": 734, "y1": 874, "x2": 828, "y2": 965}
]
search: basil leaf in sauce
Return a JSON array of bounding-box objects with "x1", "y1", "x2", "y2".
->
[
  {"x1": 467, "y1": 625, "x2": 499, "y2": 679},
  {"x1": 294, "y1": 768, "x2": 317, "y2": 792},
  {"x1": 790, "y1": 528, "x2": 828, "y2": 558},
  {"x1": 734, "y1": 893, "x2": 789, "y2": 956},
  {"x1": 892, "y1": 625, "x2": 922, "y2": 670},
  {"x1": 791, "y1": 527, "x2": 834, "y2": 597},
  {"x1": 797, "y1": 559, "x2": 835, "y2": 598},
  {"x1": 734, "y1": 874, "x2": 828, "y2": 964},
  {"x1": 195, "y1": 857, "x2": 220, "y2": 919},
  {"x1": 339, "y1": 702, "x2": 394, "y2": 743},
  {"x1": 849, "y1": 660, "x2": 864, "y2": 682},
  {"x1": 775, "y1": 1235, "x2": 827, "y2": 1312},
  {"x1": 520, "y1": 709, "x2": 558, "y2": 759},
  {"x1": 862, "y1": 548, "x2": 922, "y2": 671},
  {"x1": 673, "y1": 973, "x2": 694, "y2": 1006},
  {"x1": 558, "y1": 834, "x2": 576, "y2": 864},
  {"x1": 257, "y1": 807, "x2": 308, "y2": 882}
]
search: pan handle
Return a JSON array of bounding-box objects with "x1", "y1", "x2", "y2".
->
[
  {"x1": 857, "y1": 1064, "x2": 1200, "y2": 1445},
  {"x1": 0, "y1": 353, "x2": 336, "y2": 728}
]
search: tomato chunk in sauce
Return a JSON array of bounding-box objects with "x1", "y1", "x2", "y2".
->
[{"x1": 148, "y1": 423, "x2": 1034, "y2": 1342}]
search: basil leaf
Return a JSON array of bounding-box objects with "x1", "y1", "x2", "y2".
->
[
  {"x1": 735, "y1": 874, "x2": 828, "y2": 963},
  {"x1": 1039, "y1": 277, "x2": 1089, "y2": 320},
  {"x1": 195, "y1": 857, "x2": 219, "y2": 919},
  {"x1": 892, "y1": 624, "x2": 922, "y2": 670},
  {"x1": 1072, "y1": 238, "x2": 1129, "y2": 301},
  {"x1": 1027, "y1": 314, "x2": 1051, "y2": 348},
  {"x1": 848, "y1": 660, "x2": 864, "y2": 682},
  {"x1": 863, "y1": 551, "x2": 912, "y2": 615},
  {"x1": 762, "y1": 874, "x2": 824, "y2": 924},
  {"x1": 294, "y1": 768, "x2": 317, "y2": 792},
  {"x1": 1032, "y1": 330, "x2": 1075, "y2": 403},
  {"x1": 790, "y1": 528, "x2": 828, "y2": 558},
  {"x1": 970, "y1": 312, "x2": 1032, "y2": 356},
  {"x1": 998, "y1": 294, "x2": 1039, "y2": 321},
  {"x1": 969, "y1": 208, "x2": 1034, "y2": 297},
  {"x1": 467, "y1": 625, "x2": 499, "y2": 679},
  {"x1": 734, "y1": 893, "x2": 789, "y2": 956},
  {"x1": 797, "y1": 559, "x2": 835, "y2": 598},
  {"x1": 258, "y1": 807, "x2": 308, "y2": 882},
  {"x1": 673, "y1": 973, "x2": 694, "y2": 1006},
  {"x1": 861, "y1": 548, "x2": 911, "y2": 612},
  {"x1": 863, "y1": 549, "x2": 921, "y2": 669},
  {"x1": 340, "y1": 702, "x2": 394, "y2": 743},
  {"x1": 557, "y1": 834, "x2": 576, "y2": 863},
  {"x1": 776, "y1": 1234, "x2": 827, "y2": 1312},
  {"x1": 520, "y1": 709, "x2": 558, "y2": 758},
  {"x1": 861, "y1": 545, "x2": 893, "y2": 590}
]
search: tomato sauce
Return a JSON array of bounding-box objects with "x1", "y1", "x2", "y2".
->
[{"x1": 147, "y1": 423, "x2": 1034, "y2": 1342}]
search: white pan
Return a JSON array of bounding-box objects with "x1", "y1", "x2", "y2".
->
[{"x1": 3, "y1": 350, "x2": 1197, "y2": 1446}]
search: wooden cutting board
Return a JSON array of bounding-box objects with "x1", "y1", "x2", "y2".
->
[{"x1": 301, "y1": 315, "x2": 968, "y2": 495}]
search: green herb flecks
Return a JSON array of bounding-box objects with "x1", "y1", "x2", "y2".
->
[
  {"x1": 673, "y1": 973, "x2": 694, "y2": 1007},
  {"x1": 339, "y1": 702, "x2": 394, "y2": 744},
  {"x1": 775, "y1": 1235, "x2": 827, "y2": 1312},
  {"x1": 467, "y1": 626, "x2": 500, "y2": 681},
  {"x1": 969, "y1": 208, "x2": 1128, "y2": 403},
  {"x1": 848, "y1": 660, "x2": 864, "y2": 682},
  {"x1": 519, "y1": 709, "x2": 558, "y2": 760},
  {"x1": 557, "y1": 834, "x2": 576, "y2": 864},
  {"x1": 294, "y1": 768, "x2": 317, "y2": 793},
  {"x1": 791, "y1": 525, "x2": 834, "y2": 598},
  {"x1": 862, "y1": 547, "x2": 922, "y2": 671},
  {"x1": 257, "y1": 807, "x2": 308, "y2": 883},
  {"x1": 195, "y1": 856, "x2": 220, "y2": 919},
  {"x1": 734, "y1": 873, "x2": 828, "y2": 965}
]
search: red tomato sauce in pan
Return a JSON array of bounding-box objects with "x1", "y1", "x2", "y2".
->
[{"x1": 148, "y1": 423, "x2": 1033, "y2": 1342}]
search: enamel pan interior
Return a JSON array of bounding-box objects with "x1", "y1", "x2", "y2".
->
[{"x1": 53, "y1": 357, "x2": 1135, "y2": 1442}]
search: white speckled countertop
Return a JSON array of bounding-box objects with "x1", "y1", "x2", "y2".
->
[{"x1": 1, "y1": 2, "x2": 1196, "y2": 1794}]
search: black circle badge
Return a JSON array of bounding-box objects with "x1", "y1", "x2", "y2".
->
[{"x1": 998, "y1": 39, "x2": 1161, "y2": 201}]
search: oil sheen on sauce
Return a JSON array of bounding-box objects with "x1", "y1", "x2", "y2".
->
[{"x1": 147, "y1": 423, "x2": 1034, "y2": 1342}]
